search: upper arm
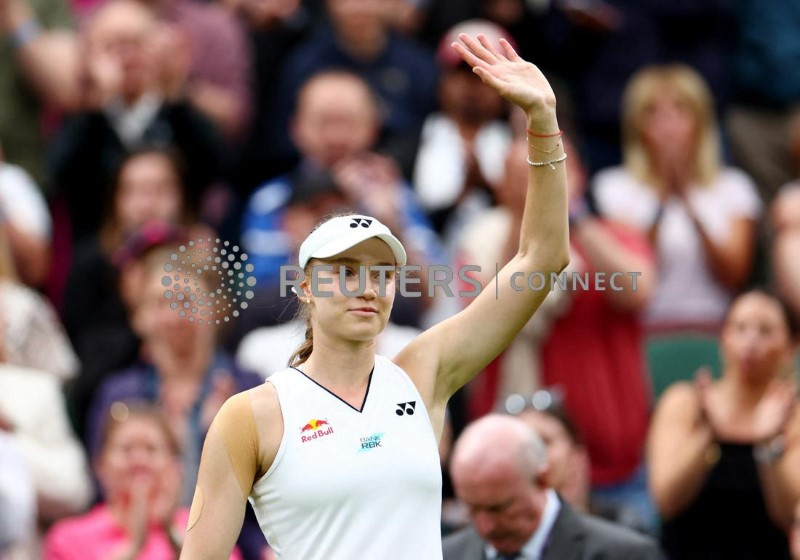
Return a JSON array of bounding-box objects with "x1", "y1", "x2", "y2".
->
[
  {"x1": 181, "y1": 393, "x2": 261, "y2": 560},
  {"x1": 397, "y1": 253, "x2": 565, "y2": 408},
  {"x1": 647, "y1": 383, "x2": 698, "y2": 472}
]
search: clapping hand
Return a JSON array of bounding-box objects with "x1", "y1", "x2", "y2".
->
[{"x1": 752, "y1": 378, "x2": 797, "y2": 442}]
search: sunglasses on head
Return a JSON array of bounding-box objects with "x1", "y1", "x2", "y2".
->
[{"x1": 504, "y1": 387, "x2": 566, "y2": 416}]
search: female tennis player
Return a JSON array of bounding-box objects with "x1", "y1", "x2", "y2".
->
[{"x1": 180, "y1": 32, "x2": 569, "y2": 560}]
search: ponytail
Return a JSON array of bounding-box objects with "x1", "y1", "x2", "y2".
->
[{"x1": 288, "y1": 318, "x2": 313, "y2": 367}]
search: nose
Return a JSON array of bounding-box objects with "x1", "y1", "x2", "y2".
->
[
  {"x1": 361, "y1": 274, "x2": 377, "y2": 300},
  {"x1": 472, "y1": 512, "x2": 496, "y2": 537}
]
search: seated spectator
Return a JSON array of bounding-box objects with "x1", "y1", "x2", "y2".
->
[
  {"x1": 266, "y1": 0, "x2": 438, "y2": 173},
  {"x1": 48, "y1": 0, "x2": 225, "y2": 241},
  {"x1": 87, "y1": 244, "x2": 265, "y2": 558},
  {"x1": 87, "y1": 244, "x2": 262, "y2": 499},
  {"x1": 648, "y1": 290, "x2": 800, "y2": 559},
  {"x1": 0, "y1": 141, "x2": 52, "y2": 286},
  {"x1": 459, "y1": 134, "x2": 657, "y2": 533},
  {"x1": 771, "y1": 114, "x2": 800, "y2": 325},
  {"x1": 0, "y1": 364, "x2": 94, "y2": 556},
  {"x1": 0, "y1": 228, "x2": 78, "y2": 383},
  {"x1": 443, "y1": 414, "x2": 663, "y2": 559},
  {"x1": 44, "y1": 404, "x2": 241, "y2": 560},
  {"x1": 413, "y1": 19, "x2": 512, "y2": 239},
  {"x1": 63, "y1": 147, "x2": 207, "y2": 439},
  {"x1": 241, "y1": 70, "x2": 446, "y2": 327},
  {"x1": 594, "y1": 64, "x2": 762, "y2": 333},
  {"x1": 0, "y1": 431, "x2": 36, "y2": 559}
]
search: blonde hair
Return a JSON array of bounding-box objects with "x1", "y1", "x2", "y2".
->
[
  {"x1": 621, "y1": 64, "x2": 720, "y2": 188},
  {"x1": 288, "y1": 272, "x2": 314, "y2": 368}
]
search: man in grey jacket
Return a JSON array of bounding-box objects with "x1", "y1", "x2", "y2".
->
[{"x1": 443, "y1": 415, "x2": 663, "y2": 560}]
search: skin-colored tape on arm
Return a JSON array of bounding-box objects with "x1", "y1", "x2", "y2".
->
[{"x1": 214, "y1": 392, "x2": 261, "y2": 499}]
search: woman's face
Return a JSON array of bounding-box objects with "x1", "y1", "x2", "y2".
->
[
  {"x1": 638, "y1": 90, "x2": 697, "y2": 163},
  {"x1": 721, "y1": 293, "x2": 793, "y2": 382},
  {"x1": 518, "y1": 410, "x2": 577, "y2": 492},
  {"x1": 115, "y1": 153, "x2": 183, "y2": 233},
  {"x1": 97, "y1": 415, "x2": 179, "y2": 505},
  {"x1": 303, "y1": 237, "x2": 396, "y2": 346},
  {"x1": 132, "y1": 267, "x2": 213, "y2": 354}
]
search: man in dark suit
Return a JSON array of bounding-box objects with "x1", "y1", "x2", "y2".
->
[{"x1": 443, "y1": 414, "x2": 663, "y2": 560}]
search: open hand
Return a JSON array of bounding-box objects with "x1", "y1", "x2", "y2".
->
[{"x1": 451, "y1": 34, "x2": 556, "y2": 117}]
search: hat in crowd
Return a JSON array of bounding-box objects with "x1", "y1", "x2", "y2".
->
[
  {"x1": 436, "y1": 19, "x2": 517, "y2": 69},
  {"x1": 298, "y1": 214, "x2": 407, "y2": 269},
  {"x1": 112, "y1": 220, "x2": 187, "y2": 269}
]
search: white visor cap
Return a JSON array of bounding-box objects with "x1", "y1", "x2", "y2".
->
[{"x1": 298, "y1": 215, "x2": 407, "y2": 269}]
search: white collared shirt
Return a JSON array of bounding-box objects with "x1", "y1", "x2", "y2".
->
[
  {"x1": 104, "y1": 93, "x2": 162, "y2": 148},
  {"x1": 485, "y1": 489, "x2": 561, "y2": 560}
]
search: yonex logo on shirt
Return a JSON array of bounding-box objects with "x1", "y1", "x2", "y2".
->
[{"x1": 396, "y1": 401, "x2": 416, "y2": 416}]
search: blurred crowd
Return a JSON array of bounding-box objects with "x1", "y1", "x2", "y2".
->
[{"x1": 1, "y1": 0, "x2": 800, "y2": 558}]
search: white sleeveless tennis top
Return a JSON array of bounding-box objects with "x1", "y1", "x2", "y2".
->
[{"x1": 249, "y1": 354, "x2": 443, "y2": 560}]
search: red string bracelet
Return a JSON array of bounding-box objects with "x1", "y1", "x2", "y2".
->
[{"x1": 526, "y1": 129, "x2": 563, "y2": 138}]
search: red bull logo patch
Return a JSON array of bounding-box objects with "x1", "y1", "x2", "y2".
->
[{"x1": 299, "y1": 418, "x2": 334, "y2": 442}]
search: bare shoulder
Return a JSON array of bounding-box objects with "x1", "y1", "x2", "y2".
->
[
  {"x1": 242, "y1": 383, "x2": 284, "y2": 479},
  {"x1": 392, "y1": 329, "x2": 440, "y2": 407},
  {"x1": 653, "y1": 381, "x2": 701, "y2": 423}
]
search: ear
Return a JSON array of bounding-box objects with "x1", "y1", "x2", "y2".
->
[
  {"x1": 534, "y1": 464, "x2": 551, "y2": 490},
  {"x1": 299, "y1": 278, "x2": 313, "y2": 301}
]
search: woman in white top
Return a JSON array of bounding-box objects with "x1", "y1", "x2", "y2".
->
[
  {"x1": 593, "y1": 64, "x2": 762, "y2": 332},
  {"x1": 179, "y1": 33, "x2": 570, "y2": 560}
]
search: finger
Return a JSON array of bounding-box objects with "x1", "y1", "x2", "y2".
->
[
  {"x1": 694, "y1": 366, "x2": 713, "y2": 387},
  {"x1": 450, "y1": 41, "x2": 485, "y2": 70},
  {"x1": 476, "y1": 33, "x2": 504, "y2": 61},
  {"x1": 499, "y1": 37, "x2": 522, "y2": 61},
  {"x1": 457, "y1": 33, "x2": 499, "y2": 65},
  {"x1": 472, "y1": 65, "x2": 505, "y2": 89}
]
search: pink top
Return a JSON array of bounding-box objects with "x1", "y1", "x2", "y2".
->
[{"x1": 43, "y1": 504, "x2": 242, "y2": 560}]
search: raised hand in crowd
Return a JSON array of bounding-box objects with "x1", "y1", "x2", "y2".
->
[
  {"x1": 110, "y1": 467, "x2": 181, "y2": 560},
  {"x1": 0, "y1": 0, "x2": 80, "y2": 109}
]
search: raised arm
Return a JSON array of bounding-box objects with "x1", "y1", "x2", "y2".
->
[{"x1": 396, "y1": 34, "x2": 569, "y2": 415}]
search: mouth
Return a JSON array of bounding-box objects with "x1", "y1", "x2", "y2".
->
[{"x1": 349, "y1": 308, "x2": 378, "y2": 315}]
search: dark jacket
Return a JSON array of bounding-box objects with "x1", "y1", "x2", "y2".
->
[{"x1": 443, "y1": 500, "x2": 664, "y2": 560}]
